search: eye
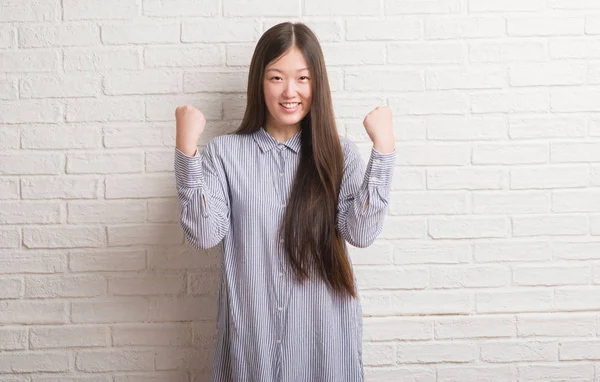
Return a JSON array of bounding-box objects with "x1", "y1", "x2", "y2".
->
[
  {"x1": 299, "y1": 76, "x2": 310, "y2": 81},
  {"x1": 271, "y1": 76, "x2": 282, "y2": 81}
]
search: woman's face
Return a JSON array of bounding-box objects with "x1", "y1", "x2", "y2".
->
[{"x1": 263, "y1": 46, "x2": 312, "y2": 131}]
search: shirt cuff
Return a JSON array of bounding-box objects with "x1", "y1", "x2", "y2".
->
[
  {"x1": 366, "y1": 148, "x2": 395, "y2": 186},
  {"x1": 174, "y1": 147, "x2": 203, "y2": 188}
]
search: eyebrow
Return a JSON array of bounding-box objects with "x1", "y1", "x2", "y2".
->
[{"x1": 266, "y1": 68, "x2": 309, "y2": 73}]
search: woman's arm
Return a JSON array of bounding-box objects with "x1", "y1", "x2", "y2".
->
[{"x1": 337, "y1": 141, "x2": 395, "y2": 248}]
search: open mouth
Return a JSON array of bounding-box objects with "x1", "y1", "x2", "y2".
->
[{"x1": 280, "y1": 102, "x2": 300, "y2": 111}]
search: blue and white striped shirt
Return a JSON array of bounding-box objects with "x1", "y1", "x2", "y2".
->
[{"x1": 174, "y1": 127, "x2": 395, "y2": 382}]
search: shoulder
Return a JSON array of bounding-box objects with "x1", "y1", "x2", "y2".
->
[{"x1": 204, "y1": 132, "x2": 250, "y2": 156}]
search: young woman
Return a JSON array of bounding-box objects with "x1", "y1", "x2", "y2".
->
[{"x1": 174, "y1": 22, "x2": 395, "y2": 382}]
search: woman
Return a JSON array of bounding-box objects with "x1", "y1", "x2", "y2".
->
[{"x1": 174, "y1": 22, "x2": 395, "y2": 382}]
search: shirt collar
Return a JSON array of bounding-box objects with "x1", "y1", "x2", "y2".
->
[{"x1": 252, "y1": 127, "x2": 302, "y2": 154}]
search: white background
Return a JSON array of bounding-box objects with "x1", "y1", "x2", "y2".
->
[{"x1": 2, "y1": 0, "x2": 600, "y2": 381}]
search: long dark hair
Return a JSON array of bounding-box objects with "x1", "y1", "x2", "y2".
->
[{"x1": 235, "y1": 22, "x2": 356, "y2": 298}]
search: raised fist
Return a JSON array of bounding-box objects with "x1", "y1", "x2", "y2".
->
[{"x1": 175, "y1": 105, "x2": 206, "y2": 156}]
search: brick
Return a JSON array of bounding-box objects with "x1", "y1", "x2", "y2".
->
[
  {"x1": 63, "y1": 0, "x2": 139, "y2": 20},
  {"x1": 552, "y1": 89, "x2": 600, "y2": 112},
  {"x1": 469, "y1": 0, "x2": 546, "y2": 12},
  {"x1": 114, "y1": 372, "x2": 188, "y2": 382},
  {"x1": 438, "y1": 366, "x2": 517, "y2": 382},
  {"x1": 514, "y1": 265, "x2": 590, "y2": 286},
  {"x1": 20, "y1": 74, "x2": 101, "y2": 98},
  {"x1": 510, "y1": 63, "x2": 586, "y2": 86},
  {"x1": 0, "y1": 252, "x2": 65, "y2": 274},
  {"x1": 104, "y1": 71, "x2": 182, "y2": 96},
  {"x1": 0, "y1": 0, "x2": 59, "y2": 22},
  {"x1": 0, "y1": 277, "x2": 22, "y2": 299},
  {"x1": 0, "y1": 25, "x2": 15, "y2": 49},
  {"x1": 112, "y1": 323, "x2": 190, "y2": 346},
  {"x1": 72, "y1": 298, "x2": 148, "y2": 323},
  {"x1": 146, "y1": 150, "x2": 173, "y2": 172},
  {"x1": 388, "y1": 42, "x2": 465, "y2": 64},
  {"x1": 0, "y1": 327, "x2": 27, "y2": 350},
  {"x1": 0, "y1": 50, "x2": 58, "y2": 72},
  {"x1": 435, "y1": 316, "x2": 515, "y2": 339},
  {"x1": 68, "y1": 201, "x2": 145, "y2": 224},
  {"x1": 224, "y1": 0, "x2": 298, "y2": 16},
  {"x1": 519, "y1": 364, "x2": 594, "y2": 381},
  {"x1": 0, "y1": 351, "x2": 69, "y2": 373},
  {"x1": 225, "y1": 44, "x2": 256, "y2": 67},
  {"x1": 427, "y1": 168, "x2": 503, "y2": 190},
  {"x1": 511, "y1": 166, "x2": 589, "y2": 190},
  {"x1": 513, "y1": 215, "x2": 588, "y2": 237},
  {"x1": 549, "y1": 0, "x2": 600, "y2": 9},
  {"x1": 477, "y1": 290, "x2": 553, "y2": 313},
  {"x1": 0, "y1": 100, "x2": 62, "y2": 123},
  {"x1": 469, "y1": 41, "x2": 546, "y2": 63},
  {"x1": 348, "y1": 117, "x2": 426, "y2": 142},
  {"x1": 593, "y1": 165, "x2": 600, "y2": 185},
  {"x1": 429, "y1": 216, "x2": 508, "y2": 239},
  {"x1": 552, "y1": 142, "x2": 600, "y2": 162},
  {"x1": 361, "y1": 290, "x2": 472, "y2": 316},
  {"x1": 553, "y1": 191, "x2": 600, "y2": 212},
  {"x1": 145, "y1": 45, "x2": 223, "y2": 68},
  {"x1": 148, "y1": 245, "x2": 220, "y2": 270},
  {"x1": 24, "y1": 227, "x2": 105, "y2": 249},
  {"x1": 593, "y1": 215, "x2": 600, "y2": 235},
  {"x1": 473, "y1": 191, "x2": 550, "y2": 214},
  {"x1": 509, "y1": 116, "x2": 586, "y2": 139},
  {"x1": 22, "y1": 124, "x2": 102, "y2": 149},
  {"x1": 0, "y1": 127, "x2": 19, "y2": 149},
  {"x1": 397, "y1": 342, "x2": 477, "y2": 363},
  {"x1": 304, "y1": 0, "x2": 378, "y2": 15},
  {"x1": 0, "y1": 301, "x2": 67, "y2": 324},
  {"x1": 390, "y1": 93, "x2": 467, "y2": 115},
  {"x1": 399, "y1": 144, "x2": 470, "y2": 166},
  {"x1": 108, "y1": 224, "x2": 182, "y2": 246},
  {"x1": 550, "y1": 39, "x2": 600, "y2": 59},
  {"x1": 426, "y1": 16, "x2": 505, "y2": 39},
  {"x1": 560, "y1": 340, "x2": 600, "y2": 360},
  {"x1": 109, "y1": 274, "x2": 185, "y2": 295},
  {"x1": 184, "y1": 71, "x2": 247, "y2": 93},
  {"x1": 25, "y1": 275, "x2": 106, "y2": 298},
  {"x1": 363, "y1": 342, "x2": 395, "y2": 366},
  {"x1": 472, "y1": 91, "x2": 549, "y2": 113},
  {"x1": 377, "y1": 217, "x2": 426, "y2": 240},
  {"x1": 182, "y1": 20, "x2": 260, "y2": 43},
  {"x1": 385, "y1": 0, "x2": 462, "y2": 14},
  {"x1": 101, "y1": 21, "x2": 179, "y2": 44},
  {"x1": 364, "y1": 317, "x2": 432, "y2": 341},
  {"x1": 430, "y1": 265, "x2": 509, "y2": 288},
  {"x1": 324, "y1": 43, "x2": 386, "y2": 66},
  {"x1": 149, "y1": 296, "x2": 217, "y2": 321},
  {"x1": 64, "y1": 47, "x2": 142, "y2": 71},
  {"x1": 106, "y1": 175, "x2": 175, "y2": 198},
  {"x1": 345, "y1": 69, "x2": 422, "y2": 91},
  {"x1": 0, "y1": 178, "x2": 19, "y2": 199},
  {"x1": 67, "y1": 152, "x2": 143, "y2": 174},
  {"x1": 148, "y1": 199, "x2": 178, "y2": 223},
  {"x1": 146, "y1": 95, "x2": 221, "y2": 121},
  {"x1": 475, "y1": 241, "x2": 551, "y2": 263},
  {"x1": 0, "y1": 229, "x2": 20, "y2": 249},
  {"x1": 508, "y1": 15, "x2": 583, "y2": 36},
  {"x1": 481, "y1": 341, "x2": 557, "y2": 362},
  {"x1": 553, "y1": 241, "x2": 600, "y2": 260},
  {"x1": 0, "y1": 202, "x2": 60, "y2": 224},
  {"x1": 66, "y1": 98, "x2": 144, "y2": 122},
  {"x1": 518, "y1": 314, "x2": 596, "y2": 337},
  {"x1": 104, "y1": 123, "x2": 176, "y2": 148},
  {"x1": 555, "y1": 288, "x2": 600, "y2": 311},
  {"x1": 0, "y1": 76, "x2": 18, "y2": 100},
  {"x1": 22, "y1": 177, "x2": 99, "y2": 199},
  {"x1": 31, "y1": 377, "x2": 111, "y2": 382},
  {"x1": 18, "y1": 24, "x2": 99, "y2": 47},
  {"x1": 391, "y1": 169, "x2": 425, "y2": 190},
  {"x1": 365, "y1": 368, "x2": 435, "y2": 382},
  {"x1": 69, "y1": 249, "x2": 146, "y2": 272},
  {"x1": 355, "y1": 267, "x2": 429, "y2": 290},
  {"x1": 473, "y1": 143, "x2": 548, "y2": 165},
  {"x1": 155, "y1": 347, "x2": 210, "y2": 372},
  {"x1": 394, "y1": 242, "x2": 470, "y2": 264},
  {"x1": 390, "y1": 192, "x2": 467, "y2": 215},
  {"x1": 426, "y1": 65, "x2": 506, "y2": 90},
  {"x1": 76, "y1": 350, "x2": 154, "y2": 372},
  {"x1": 346, "y1": 18, "x2": 422, "y2": 41},
  {"x1": 589, "y1": 63, "x2": 600, "y2": 84},
  {"x1": 143, "y1": 0, "x2": 219, "y2": 17},
  {"x1": 586, "y1": 14, "x2": 600, "y2": 34},
  {"x1": 427, "y1": 115, "x2": 507, "y2": 140},
  {"x1": 30, "y1": 326, "x2": 109, "y2": 349}
]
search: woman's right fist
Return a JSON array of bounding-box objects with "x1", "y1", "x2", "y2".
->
[{"x1": 175, "y1": 105, "x2": 206, "y2": 156}]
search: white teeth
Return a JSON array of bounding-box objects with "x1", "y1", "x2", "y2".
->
[{"x1": 281, "y1": 103, "x2": 299, "y2": 108}]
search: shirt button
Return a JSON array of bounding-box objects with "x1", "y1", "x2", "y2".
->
[
  {"x1": 279, "y1": 172, "x2": 284, "y2": 176},
  {"x1": 279, "y1": 272, "x2": 283, "y2": 277},
  {"x1": 278, "y1": 306, "x2": 283, "y2": 311},
  {"x1": 277, "y1": 339, "x2": 281, "y2": 344}
]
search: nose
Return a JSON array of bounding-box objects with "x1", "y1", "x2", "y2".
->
[{"x1": 283, "y1": 80, "x2": 297, "y2": 98}]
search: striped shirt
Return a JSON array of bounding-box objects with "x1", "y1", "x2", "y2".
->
[{"x1": 174, "y1": 127, "x2": 395, "y2": 382}]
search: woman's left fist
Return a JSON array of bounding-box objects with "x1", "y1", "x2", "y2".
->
[{"x1": 363, "y1": 106, "x2": 394, "y2": 153}]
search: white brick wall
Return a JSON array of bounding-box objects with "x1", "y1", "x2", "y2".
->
[{"x1": 2, "y1": 0, "x2": 600, "y2": 380}]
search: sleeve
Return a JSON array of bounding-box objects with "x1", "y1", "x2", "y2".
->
[
  {"x1": 174, "y1": 141, "x2": 230, "y2": 249},
  {"x1": 337, "y1": 140, "x2": 395, "y2": 248}
]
